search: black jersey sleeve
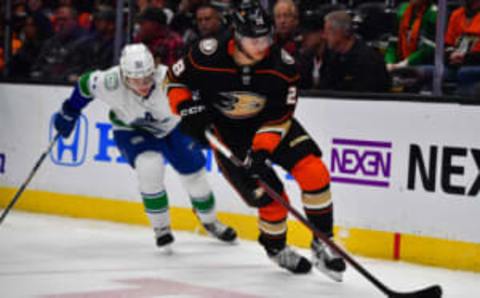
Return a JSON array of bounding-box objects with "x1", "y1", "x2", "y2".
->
[
  {"x1": 167, "y1": 37, "x2": 224, "y2": 114},
  {"x1": 252, "y1": 48, "x2": 300, "y2": 154},
  {"x1": 166, "y1": 50, "x2": 196, "y2": 114}
]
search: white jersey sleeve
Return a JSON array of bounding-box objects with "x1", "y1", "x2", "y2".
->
[
  {"x1": 84, "y1": 65, "x2": 180, "y2": 138},
  {"x1": 87, "y1": 66, "x2": 125, "y2": 103}
]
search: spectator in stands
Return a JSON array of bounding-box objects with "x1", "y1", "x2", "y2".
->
[
  {"x1": 30, "y1": 6, "x2": 87, "y2": 81},
  {"x1": 137, "y1": 0, "x2": 150, "y2": 12},
  {"x1": 134, "y1": 7, "x2": 184, "y2": 66},
  {"x1": 26, "y1": 0, "x2": 54, "y2": 37},
  {"x1": 444, "y1": 0, "x2": 480, "y2": 96},
  {"x1": 273, "y1": 0, "x2": 301, "y2": 56},
  {"x1": 171, "y1": 0, "x2": 208, "y2": 37},
  {"x1": 66, "y1": 6, "x2": 116, "y2": 80},
  {"x1": 12, "y1": 1, "x2": 28, "y2": 35},
  {"x1": 184, "y1": 3, "x2": 225, "y2": 47},
  {"x1": 319, "y1": 10, "x2": 391, "y2": 92},
  {"x1": 385, "y1": 0, "x2": 437, "y2": 72},
  {"x1": 297, "y1": 4, "x2": 344, "y2": 89},
  {"x1": 137, "y1": 0, "x2": 175, "y2": 23},
  {"x1": 196, "y1": 4, "x2": 223, "y2": 38},
  {"x1": 0, "y1": 1, "x2": 25, "y2": 73},
  {"x1": 210, "y1": 0, "x2": 234, "y2": 26},
  {"x1": 10, "y1": 14, "x2": 52, "y2": 78},
  {"x1": 297, "y1": 11, "x2": 327, "y2": 89}
]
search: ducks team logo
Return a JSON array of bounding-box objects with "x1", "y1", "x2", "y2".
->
[{"x1": 215, "y1": 91, "x2": 267, "y2": 119}]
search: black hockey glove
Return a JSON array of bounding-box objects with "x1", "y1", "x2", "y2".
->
[
  {"x1": 177, "y1": 100, "x2": 211, "y2": 146},
  {"x1": 244, "y1": 149, "x2": 270, "y2": 179},
  {"x1": 54, "y1": 100, "x2": 81, "y2": 138},
  {"x1": 244, "y1": 149, "x2": 284, "y2": 205}
]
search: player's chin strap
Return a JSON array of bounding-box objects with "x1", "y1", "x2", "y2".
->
[{"x1": 205, "y1": 129, "x2": 443, "y2": 298}]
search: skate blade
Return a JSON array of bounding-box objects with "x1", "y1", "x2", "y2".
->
[
  {"x1": 158, "y1": 244, "x2": 173, "y2": 255},
  {"x1": 314, "y1": 261, "x2": 344, "y2": 282},
  {"x1": 205, "y1": 231, "x2": 237, "y2": 244}
]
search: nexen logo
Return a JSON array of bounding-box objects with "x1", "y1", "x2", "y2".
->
[
  {"x1": 330, "y1": 138, "x2": 392, "y2": 188},
  {"x1": 407, "y1": 144, "x2": 480, "y2": 196}
]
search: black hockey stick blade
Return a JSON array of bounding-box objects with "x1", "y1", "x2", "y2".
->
[{"x1": 389, "y1": 285, "x2": 442, "y2": 298}]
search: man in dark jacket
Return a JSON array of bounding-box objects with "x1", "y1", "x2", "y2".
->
[
  {"x1": 67, "y1": 7, "x2": 117, "y2": 79},
  {"x1": 319, "y1": 10, "x2": 391, "y2": 92},
  {"x1": 30, "y1": 6, "x2": 86, "y2": 82}
]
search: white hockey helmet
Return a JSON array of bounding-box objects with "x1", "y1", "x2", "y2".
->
[{"x1": 119, "y1": 43, "x2": 155, "y2": 79}]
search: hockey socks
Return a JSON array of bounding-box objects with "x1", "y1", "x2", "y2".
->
[{"x1": 142, "y1": 191, "x2": 173, "y2": 247}]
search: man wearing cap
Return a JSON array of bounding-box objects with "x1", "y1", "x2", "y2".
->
[{"x1": 134, "y1": 7, "x2": 184, "y2": 66}]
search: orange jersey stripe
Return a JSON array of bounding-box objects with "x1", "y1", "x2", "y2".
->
[
  {"x1": 263, "y1": 112, "x2": 293, "y2": 127},
  {"x1": 252, "y1": 132, "x2": 282, "y2": 153},
  {"x1": 168, "y1": 87, "x2": 192, "y2": 115},
  {"x1": 188, "y1": 50, "x2": 237, "y2": 74}
]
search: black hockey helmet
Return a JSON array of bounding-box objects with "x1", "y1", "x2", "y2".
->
[{"x1": 232, "y1": 0, "x2": 272, "y2": 38}]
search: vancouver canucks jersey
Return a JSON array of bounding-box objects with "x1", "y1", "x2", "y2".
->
[{"x1": 81, "y1": 65, "x2": 179, "y2": 137}]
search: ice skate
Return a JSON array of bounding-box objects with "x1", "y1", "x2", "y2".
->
[
  {"x1": 311, "y1": 238, "x2": 346, "y2": 282},
  {"x1": 154, "y1": 227, "x2": 174, "y2": 254},
  {"x1": 268, "y1": 246, "x2": 312, "y2": 274},
  {"x1": 203, "y1": 220, "x2": 237, "y2": 242}
]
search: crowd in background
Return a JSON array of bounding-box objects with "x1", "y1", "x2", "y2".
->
[{"x1": 1, "y1": 0, "x2": 480, "y2": 97}]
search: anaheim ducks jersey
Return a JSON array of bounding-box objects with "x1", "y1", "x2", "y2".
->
[
  {"x1": 167, "y1": 36, "x2": 299, "y2": 152},
  {"x1": 86, "y1": 65, "x2": 180, "y2": 137}
]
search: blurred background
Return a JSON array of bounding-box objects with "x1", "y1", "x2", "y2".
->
[{"x1": 1, "y1": 0, "x2": 480, "y2": 101}]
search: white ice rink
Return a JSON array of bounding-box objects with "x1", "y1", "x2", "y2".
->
[{"x1": 0, "y1": 212, "x2": 478, "y2": 298}]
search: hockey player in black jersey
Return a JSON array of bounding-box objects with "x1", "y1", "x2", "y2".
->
[{"x1": 167, "y1": 0, "x2": 346, "y2": 280}]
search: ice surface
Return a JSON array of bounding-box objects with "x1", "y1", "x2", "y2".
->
[{"x1": 0, "y1": 212, "x2": 478, "y2": 297}]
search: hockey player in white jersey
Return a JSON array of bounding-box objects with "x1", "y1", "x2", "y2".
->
[{"x1": 53, "y1": 43, "x2": 237, "y2": 248}]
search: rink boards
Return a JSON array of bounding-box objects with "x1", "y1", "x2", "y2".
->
[{"x1": 1, "y1": 83, "x2": 479, "y2": 272}]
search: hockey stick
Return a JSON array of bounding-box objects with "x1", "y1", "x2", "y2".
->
[
  {"x1": 0, "y1": 133, "x2": 60, "y2": 225},
  {"x1": 205, "y1": 130, "x2": 442, "y2": 298}
]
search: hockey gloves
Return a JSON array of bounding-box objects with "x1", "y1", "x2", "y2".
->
[
  {"x1": 244, "y1": 149, "x2": 284, "y2": 207},
  {"x1": 54, "y1": 100, "x2": 80, "y2": 138},
  {"x1": 244, "y1": 149, "x2": 270, "y2": 178},
  {"x1": 177, "y1": 100, "x2": 211, "y2": 146}
]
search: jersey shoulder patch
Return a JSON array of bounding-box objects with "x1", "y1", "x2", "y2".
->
[
  {"x1": 103, "y1": 67, "x2": 121, "y2": 91},
  {"x1": 280, "y1": 49, "x2": 295, "y2": 65},
  {"x1": 266, "y1": 47, "x2": 299, "y2": 81},
  {"x1": 199, "y1": 38, "x2": 219, "y2": 56}
]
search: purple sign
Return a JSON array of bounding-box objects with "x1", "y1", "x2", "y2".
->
[{"x1": 330, "y1": 138, "x2": 392, "y2": 188}]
